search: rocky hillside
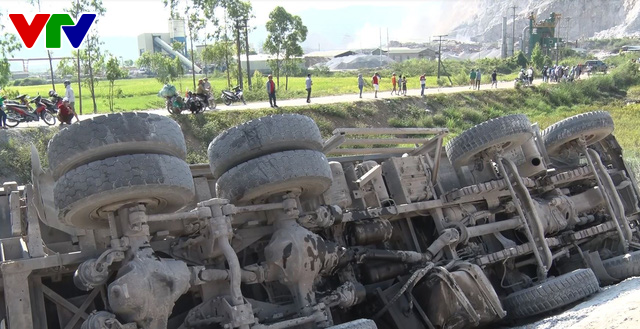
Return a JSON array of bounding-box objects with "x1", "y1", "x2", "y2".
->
[{"x1": 449, "y1": 0, "x2": 640, "y2": 43}]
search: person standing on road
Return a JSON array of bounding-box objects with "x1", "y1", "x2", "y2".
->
[
  {"x1": 469, "y1": 69, "x2": 476, "y2": 90},
  {"x1": 58, "y1": 97, "x2": 79, "y2": 125},
  {"x1": 527, "y1": 67, "x2": 534, "y2": 85},
  {"x1": 402, "y1": 76, "x2": 408, "y2": 96},
  {"x1": 0, "y1": 94, "x2": 7, "y2": 129},
  {"x1": 391, "y1": 73, "x2": 397, "y2": 95},
  {"x1": 420, "y1": 74, "x2": 426, "y2": 96},
  {"x1": 267, "y1": 74, "x2": 278, "y2": 108},
  {"x1": 63, "y1": 80, "x2": 75, "y2": 113},
  {"x1": 491, "y1": 70, "x2": 498, "y2": 88},
  {"x1": 358, "y1": 73, "x2": 364, "y2": 98},
  {"x1": 372, "y1": 72, "x2": 380, "y2": 98},
  {"x1": 475, "y1": 70, "x2": 482, "y2": 90},
  {"x1": 306, "y1": 73, "x2": 313, "y2": 103}
]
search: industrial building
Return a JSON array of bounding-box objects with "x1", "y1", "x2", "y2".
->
[
  {"x1": 371, "y1": 47, "x2": 437, "y2": 61},
  {"x1": 137, "y1": 19, "x2": 201, "y2": 73}
]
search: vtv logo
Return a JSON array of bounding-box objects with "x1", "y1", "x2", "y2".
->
[{"x1": 9, "y1": 14, "x2": 97, "y2": 49}]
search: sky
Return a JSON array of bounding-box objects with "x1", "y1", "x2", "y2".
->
[{"x1": 0, "y1": 0, "x2": 477, "y2": 72}]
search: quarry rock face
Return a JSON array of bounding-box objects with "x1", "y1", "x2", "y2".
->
[{"x1": 449, "y1": 0, "x2": 640, "y2": 42}]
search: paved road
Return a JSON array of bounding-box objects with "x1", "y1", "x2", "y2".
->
[{"x1": 10, "y1": 78, "x2": 537, "y2": 128}]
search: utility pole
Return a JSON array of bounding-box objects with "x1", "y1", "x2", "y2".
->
[
  {"x1": 242, "y1": 17, "x2": 251, "y2": 89},
  {"x1": 435, "y1": 34, "x2": 448, "y2": 79},
  {"x1": 34, "y1": 0, "x2": 56, "y2": 93},
  {"x1": 379, "y1": 27, "x2": 382, "y2": 67},
  {"x1": 511, "y1": 5, "x2": 517, "y2": 56},
  {"x1": 189, "y1": 20, "x2": 196, "y2": 91},
  {"x1": 235, "y1": 19, "x2": 243, "y2": 89},
  {"x1": 565, "y1": 16, "x2": 571, "y2": 44},
  {"x1": 76, "y1": 0, "x2": 83, "y2": 114}
]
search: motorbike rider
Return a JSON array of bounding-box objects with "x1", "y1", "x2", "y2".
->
[
  {"x1": 58, "y1": 97, "x2": 79, "y2": 125},
  {"x1": 0, "y1": 94, "x2": 7, "y2": 129},
  {"x1": 203, "y1": 77, "x2": 212, "y2": 94},
  {"x1": 196, "y1": 79, "x2": 209, "y2": 103},
  {"x1": 518, "y1": 69, "x2": 526, "y2": 82}
]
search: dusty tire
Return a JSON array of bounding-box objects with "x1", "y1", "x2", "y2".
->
[
  {"x1": 602, "y1": 250, "x2": 640, "y2": 281},
  {"x1": 47, "y1": 112, "x2": 187, "y2": 179},
  {"x1": 54, "y1": 154, "x2": 195, "y2": 229},
  {"x1": 216, "y1": 150, "x2": 332, "y2": 203},
  {"x1": 326, "y1": 319, "x2": 377, "y2": 329},
  {"x1": 542, "y1": 111, "x2": 614, "y2": 156},
  {"x1": 208, "y1": 114, "x2": 323, "y2": 179},
  {"x1": 445, "y1": 114, "x2": 533, "y2": 167},
  {"x1": 502, "y1": 268, "x2": 599, "y2": 319}
]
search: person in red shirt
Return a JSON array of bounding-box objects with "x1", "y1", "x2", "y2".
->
[
  {"x1": 58, "y1": 97, "x2": 79, "y2": 125},
  {"x1": 372, "y1": 72, "x2": 380, "y2": 98},
  {"x1": 266, "y1": 75, "x2": 278, "y2": 108},
  {"x1": 391, "y1": 73, "x2": 397, "y2": 95}
]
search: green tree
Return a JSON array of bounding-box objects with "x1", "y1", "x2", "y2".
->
[
  {"x1": 57, "y1": 51, "x2": 78, "y2": 77},
  {"x1": 66, "y1": 0, "x2": 107, "y2": 114},
  {"x1": 264, "y1": 6, "x2": 307, "y2": 89},
  {"x1": 106, "y1": 57, "x2": 126, "y2": 112},
  {"x1": 124, "y1": 59, "x2": 134, "y2": 66},
  {"x1": 0, "y1": 12, "x2": 22, "y2": 88},
  {"x1": 137, "y1": 52, "x2": 183, "y2": 84},
  {"x1": 201, "y1": 41, "x2": 237, "y2": 86},
  {"x1": 514, "y1": 50, "x2": 529, "y2": 68},
  {"x1": 531, "y1": 43, "x2": 544, "y2": 70}
]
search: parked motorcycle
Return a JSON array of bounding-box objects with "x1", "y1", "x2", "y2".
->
[
  {"x1": 41, "y1": 90, "x2": 63, "y2": 115},
  {"x1": 221, "y1": 86, "x2": 246, "y2": 105},
  {"x1": 5, "y1": 95, "x2": 56, "y2": 127}
]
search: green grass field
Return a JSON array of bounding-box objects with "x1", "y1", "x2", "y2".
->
[{"x1": 3, "y1": 73, "x2": 517, "y2": 114}]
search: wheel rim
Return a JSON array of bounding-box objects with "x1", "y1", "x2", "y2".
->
[
  {"x1": 5, "y1": 112, "x2": 20, "y2": 127},
  {"x1": 42, "y1": 111, "x2": 55, "y2": 125}
]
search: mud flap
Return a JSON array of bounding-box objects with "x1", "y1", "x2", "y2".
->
[
  {"x1": 586, "y1": 251, "x2": 619, "y2": 285},
  {"x1": 412, "y1": 264, "x2": 506, "y2": 329}
]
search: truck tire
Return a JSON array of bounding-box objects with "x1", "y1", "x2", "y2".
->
[
  {"x1": 47, "y1": 113, "x2": 187, "y2": 179},
  {"x1": 502, "y1": 268, "x2": 599, "y2": 319},
  {"x1": 326, "y1": 319, "x2": 378, "y2": 329},
  {"x1": 602, "y1": 250, "x2": 640, "y2": 281},
  {"x1": 208, "y1": 114, "x2": 323, "y2": 179},
  {"x1": 216, "y1": 150, "x2": 332, "y2": 203},
  {"x1": 542, "y1": 111, "x2": 614, "y2": 156},
  {"x1": 54, "y1": 154, "x2": 195, "y2": 229},
  {"x1": 445, "y1": 114, "x2": 533, "y2": 167}
]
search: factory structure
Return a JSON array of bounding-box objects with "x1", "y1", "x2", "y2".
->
[
  {"x1": 500, "y1": 12, "x2": 564, "y2": 59},
  {"x1": 137, "y1": 19, "x2": 202, "y2": 73}
]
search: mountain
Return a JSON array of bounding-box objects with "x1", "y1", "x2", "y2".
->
[{"x1": 448, "y1": 0, "x2": 640, "y2": 43}]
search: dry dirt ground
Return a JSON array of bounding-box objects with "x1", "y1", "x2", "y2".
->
[{"x1": 509, "y1": 277, "x2": 640, "y2": 329}]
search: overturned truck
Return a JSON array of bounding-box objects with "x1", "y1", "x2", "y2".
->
[{"x1": 1, "y1": 111, "x2": 640, "y2": 329}]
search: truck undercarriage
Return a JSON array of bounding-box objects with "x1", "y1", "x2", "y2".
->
[{"x1": 0, "y1": 111, "x2": 639, "y2": 329}]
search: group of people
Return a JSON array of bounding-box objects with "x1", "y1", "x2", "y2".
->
[
  {"x1": 390, "y1": 73, "x2": 409, "y2": 96},
  {"x1": 356, "y1": 72, "x2": 418, "y2": 99},
  {"x1": 541, "y1": 65, "x2": 584, "y2": 83},
  {"x1": 0, "y1": 80, "x2": 78, "y2": 130},
  {"x1": 265, "y1": 73, "x2": 313, "y2": 108},
  {"x1": 469, "y1": 69, "x2": 499, "y2": 90}
]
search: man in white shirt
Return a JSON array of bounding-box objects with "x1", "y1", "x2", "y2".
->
[
  {"x1": 305, "y1": 74, "x2": 313, "y2": 103},
  {"x1": 64, "y1": 80, "x2": 76, "y2": 112}
]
